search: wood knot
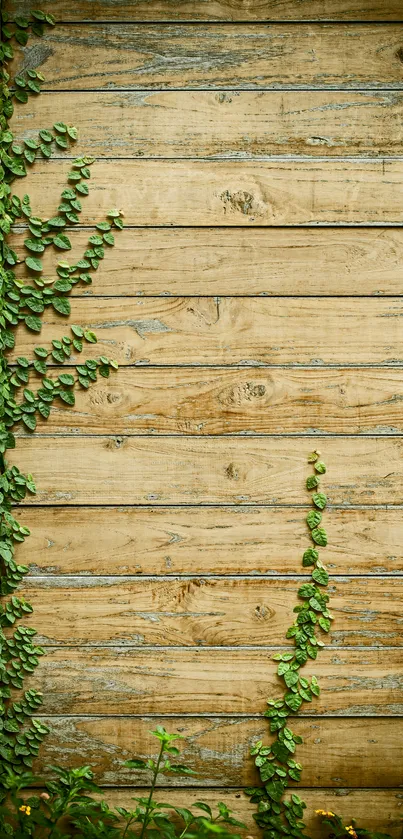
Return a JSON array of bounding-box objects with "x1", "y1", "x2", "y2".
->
[
  {"x1": 225, "y1": 462, "x2": 239, "y2": 481},
  {"x1": 396, "y1": 47, "x2": 403, "y2": 63}
]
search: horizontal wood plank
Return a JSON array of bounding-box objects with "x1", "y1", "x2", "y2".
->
[
  {"x1": 34, "y1": 716, "x2": 403, "y2": 787},
  {"x1": 11, "y1": 297, "x2": 403, "y2": 366},
  {"x1": 6, "y1": 0, "x2": 403, "y2": 22},
  {"x1": 11, "y1": 90, "x2": 403, "y2": 158},
  {"x1": 12, "y1": 159, "x2": 403, "y2": 225},
  {"x1": 12, "y1": 436, "x2": 403, "y2": 506},
  {"x1": 16, "y1": 368, "x2": 403, "y2": 435},
  {"x1": 30, "y1": 647, "x2": 403, "y2": 715},
  {"x1": 20, "y1": 576, "x2": 403, "y2": 647},
  {"x1": 10, "y1": 25, "x2": 403, "y2": 90},
  {"x1": 16, "y1": 506, "x2": 403, "y2": 575},
  {"x1": 9, "y1": 227, "x2": 403, "y2": 296},
  {"x1": 63, "y1": 788, "x2": 403, "y2": 839}
]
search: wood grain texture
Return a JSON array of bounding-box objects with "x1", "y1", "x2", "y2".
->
[
  {"x1": 12, "y1": 159, "x2": 403, "y2": 225},
  {"x1": 11, "y1": 297, "x2": 403, "y2": 366},
  {"x1": 10, "y1": 25, "x2": 403, "y2": 90},
  {"x1": 11, "y1": 227, "x2": 403, "y2": 296},
  {"x1": 20, "y1": 575, "x2": 403, "y2": 647},
  {"x1": 11, "y1": 90, "x2": 403, "y2": 158},
  {"x1": 5, "y1": 0, "x2": 403, "y2": 22},
  {"x1": 53, "y1": 789, "x2": 403, "y2": 839},
  {"x1": 17, "y1": 368, "x2": 403, "y2": 436},
  {"x1": 34, "y1": 716, "x2": 403, "y2": 787},
  {"x1": 16, "y1": 506, "x2": 403, "y2": 576},
  {"x1": 29, "y1": 647, "x2": 403, "y2": 715},
  {"x1": 12, "y1": 436, "x2": 403, "y2": 506}
]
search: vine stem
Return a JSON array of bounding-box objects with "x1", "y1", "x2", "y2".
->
[{"x1": 138, "y1": 742, "x2": 164, "y2": 839}]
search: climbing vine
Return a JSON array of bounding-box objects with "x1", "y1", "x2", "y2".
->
[
  {"x1": 0, "y1": 8, "x2": 123, "y2": 777},
  {"x1": 246, "y1": 451, "x2": 331, "y2": 839}
]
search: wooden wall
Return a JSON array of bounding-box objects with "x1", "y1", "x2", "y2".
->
[{"x1": 6, "y1": 0, "x2": 403, "y2": 833}]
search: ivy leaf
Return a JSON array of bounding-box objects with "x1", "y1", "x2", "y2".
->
[
  {"x1": 284, "y1": 692, "x2": 302, "y2": 712},
  {"x1": 312, "y1": 567, "x2": 329, "y2": 586},
  {"x1": 306, "y1": 475, "x2": 320, "y2": 490},
  {"x1": 306, "y1": 510, "x2": 322, "y2": 529},
  {"x1": 302, "y1": 548, "x2": 318, "y2": 567},
  {"x1": 52, "y1": 297, "x2": 71, "y2": 316},
  {"x1": 283, "y1": 670, "x2": 299, "y2": 688},
  {"x1": 58, "y1": 374, "x2": 74, "y2": 386},
  {"x1": 39, "y1": 129, "x2": 53, "y2": 143},
  {"x1": 48, "y1": 216, "x2": 66, "y2": 228},
  {"x1": 22, "y1": 414, "x2": 36, "y2": 432},
  {"x1": 315, "y1": 461, "x2": 326, "y2": 474},
  {"x1": 313, "y1": 492, "x2": 327, "y2": 510},
  {"x1": 25, "y1": 256, "x2": 43, "y2": 272},
  {"x1": 84, "y1": 331, "x2": 97, "y2": 343},
  {"x1": 311, "y1": 527, "x2": 328, "y2": 547},
  {"x1": 53, "y1": 234, "x2": 72, "y2": 250},
  {"x1": 54, "y1": 122, "x2": 68, "y2": 133},
  {"x1": 311, "y1": 676, "x2": 320, "y2": 697},
  {"x1": 59, "y1": 390, "x2": 75, "y2": 405},
  {"x1": 25, "y1": 315, "x2": 42, "y2": 332}
]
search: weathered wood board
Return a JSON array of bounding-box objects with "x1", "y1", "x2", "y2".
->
[
  {"x1": 9, "y1": 227, "x2": 403, "y2": 296},
  {"x1": 12, "y1": 159, "x2": 403, "y2": 225},
  {"x1": 14, "y1": 367, "x2": 403, "y2": 435},
  {"x1": 33, "y1": 716, "x2": 403, "y2": 787},
  {"x1": 20, "y1": 574, "x2": 403, "y2": 647},
  {"x1": 15, "y1": 506, "x2": 403, "y2": 576},
  {"x1": 6, "y1": 0, "x2": 403, "y2": 22},
  {"x1": 10, "y1": 25, "x2": 403, "y2": 90},
  {"x1": 28, "y1": 647, "x2": 403, "y2": 715},
  {"x1": 11, "y1": 297, "x2": 403, "y2": 366},
  {"x1": 10, "y1": 90, "x2": 403, "y2": 158},
  {"x1": 12, "y1": 436, "x2": 403, "y2": 506}
]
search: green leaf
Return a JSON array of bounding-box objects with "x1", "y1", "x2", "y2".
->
[
  {"x1": 58, "y1": 374, "x2": 74, "y2": 386},
  {"x1": 52, "y1": 297, "x2": 71, "y2": 316},
  {"x1": 306, "y1": 510, "x2": 322, "y2": 529},
  {"x1": 24, "y1": 238, "x2": 44, "y2": 253},
  {"x1": 53, "y1": 234, "x2": 72, "y2": 250},
  {"x1": 307, "y1": 451, "x2": 319, "y2": 463},
  {"x1": 25, "y1": 256, "x2": 43, "y2": 272},
  {"x1": 315, "y1": 461, "x2": 326, "y2": 474},
  {"x1": 48, "y1": 216, "x2": 66, "y2": 228},
  {"x1": 312, "y1": 567, "x2": 329, "y2": 586},
  {"x1": 284, "y1": 692, "x2": 303, "y2": 712},
  {"x1": 84, "y1": 330, "x2": 97, "y2": 343},
  {"x1": 103, "y1": 231, "x2": 115, "y2": 246},
  {"x1": 54, "y1": 122, "x2": 68, "y2": 133},
  {"x1": 313, "y1": 492, "x2": 327, "y2": 510},
  {"x1": 311, "y1": 527, "x2": 328, "y2": 547},
  {"x1": 319, "y1": 616, "x2": 331, "y2": 632},
  {"x1": 306, "y1": 475, "x2": 320, "y2": 490},
  {"x1": 284, "y1": 670, "x2": 299, "y2": 688},
  {"x1": 25, "y1": 315, "x2": 42, "y2": 332},
  {"x1": 59, "y1": 390, "x2": 75, "y2": 406},
  {"x1": 302, "y1": 548, "x2": 318, "y2": 567},
  {"x1": 22, "y1": 414, "x2": 36, "y2": 432},
  {"x1": 39, "y1": 129, "x2": 53, "y2": 143}
]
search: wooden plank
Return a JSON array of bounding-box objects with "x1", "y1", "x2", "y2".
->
[
  {"x1": 10, "y1": 227, "x2": 403, "y2": 296},
  {"x1": 10, "y1": 25, "x2": 403, "y2": 90},
  {"x1": 17, "y1": 368, "x2": 403, "y2": 436},
  {"x1": 20, "y1": 575, "x2": 403, "y2": 647},
  {"x1": 11, "y1": 297, "x2": 403, "y2": 366},
  {"x1": 16, "y1": 506, "x2": 403, "y2": 576},
  {"x1": 60, "y1": 788, "x2": 403, "y2": 839},
  {"x1": 10, "y1": 90, "x2": 403, "y2": 158},
  {"x1": 12, "y1": 159, "x2": 403, "y2": 225},
  {"x1": 31, "y1": 647, "x2": 403, "y2": 715},
  {"x1": 12, "y1": 436, "x2": 403, "y2": 506},
  {"x1": 33, "y1": 716, "x2": 403, "y2": 787},
  {"x1": 5, "y1": 0, "x2": 403, "y2": 22}
]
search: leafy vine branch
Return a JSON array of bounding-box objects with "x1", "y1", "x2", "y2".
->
[
  {"x1": 0, "y1": 8, "x2": 123, "y2": 778},
  {"x1": 248, "y1": 451, "x2": 331, "y2": 839}
]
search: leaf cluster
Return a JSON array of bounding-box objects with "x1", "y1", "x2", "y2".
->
[
  {"x1": 246, "y1": 451, "x2": 332, "y2": 839},
  {"x1": 0, "y1": 729, "x2": 245, "y2": 839}
]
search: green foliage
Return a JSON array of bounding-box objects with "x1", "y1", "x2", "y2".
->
[
  {"x1": 315, "y1": 810, "x2": 393, "y2": 839},
  {"x1": 246, "y1": 451, "x2": 331, "y2": 839},
  {"x1": 0, "y1": 8, "x2": 123, "y2": 777},
  {"x1": 0, "y1": 728, "x2": 245, "y2": 838}
]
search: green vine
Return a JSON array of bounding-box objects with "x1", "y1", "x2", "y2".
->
[
  {"x1": 0, "y1": 8, "x2": 123, "y2": 777},
  {"x1": 246, "y1": 451, "x2": 331, "y2": 839}
]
